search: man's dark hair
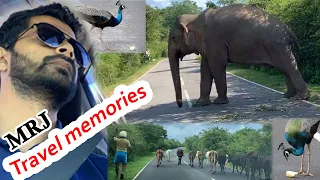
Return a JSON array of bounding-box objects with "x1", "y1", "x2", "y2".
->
[{"x1": 0, "y1": 3, "x2": 82, "y2": 50}]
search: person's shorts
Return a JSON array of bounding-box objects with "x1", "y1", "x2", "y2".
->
[{"x1": 113, "y1": 151, "x2": 127, "y2": 164}]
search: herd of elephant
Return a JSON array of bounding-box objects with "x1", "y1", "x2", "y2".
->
[{"x1": 168, "y1": 4, "x2": 310, "y2": 108}]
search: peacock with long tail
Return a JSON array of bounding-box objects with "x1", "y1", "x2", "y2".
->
[
  {"x1": 74, "y1": 0, "x2": 126, "y2": 51},
  {"x1": 278, "y1": 119, "x2": 320, "y2": 176}
]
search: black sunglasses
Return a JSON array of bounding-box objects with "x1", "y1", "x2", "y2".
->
[{"x1": 5, "y1": 22, "x2": 91, "y2": 68}]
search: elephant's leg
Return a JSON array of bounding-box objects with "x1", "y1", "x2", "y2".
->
[
  {"x1": 290, "y1": 69, "x2": 309, "y2": 100},
  {"x1": 195, "y1": 57, "x2": 213, "y2": 106},
  {"x1": 271, "y1": 46, "x2": 309, "y2": 100},
  {"x1": 284, "y1": 74, "x2": 296, "y2": 98},
  {"x1": 207, "y1": 50, "x2": 229, "y2": 104},
  {"x1": 283, "y1": 64, "x2": 309, "y2": 100}
]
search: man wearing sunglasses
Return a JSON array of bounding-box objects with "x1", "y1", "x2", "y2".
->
[{"x1": 0, "y1": 3, "x2": 107, "y2": 180}]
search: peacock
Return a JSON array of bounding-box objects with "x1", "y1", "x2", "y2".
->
[
  {"x1": 75, "y1": 0, "x2": 126, "y2": 50},
  {"x1": 278, "y1": 119, "x2": 320, "y2": 176}
]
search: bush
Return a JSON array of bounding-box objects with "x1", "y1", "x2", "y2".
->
[
  {"x1": 95, "y1": 53, "x2": 121, "y2": 86},
  {"x1": 94, "y1": 52, "x2": 152, "y2": 88},
  {"x1": 147, "y1": 41, "x2": 168, "y2": 59}
]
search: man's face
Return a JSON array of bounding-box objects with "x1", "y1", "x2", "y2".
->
[{"x1": 1, "y1": 15, "x2": 79, "y2": 109}]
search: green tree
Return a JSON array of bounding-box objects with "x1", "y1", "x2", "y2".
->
[
  {"x1": 206, "y1": 1, "x2": 219, "y2": 8},
  {"x1": 200, "y1": 127, "x2": 231, "y2": 153},
  {"x1": 228, "y1": 128, "x2": 264, "y2": 155},
  {"x1": 163, "y1": 0, "x2": 202, "y2": 28},
  {"x1": 184, "y1": 135, "x2": 201, "y2": 152},
  {"x1": 135, "y1": 123, "x2": 168, "y2": 151},
  {"x1": 146, "y1": 5, "x2": 165, "y2": 43},
  {"x1": 217, "y1": 0, "x2": 237, "y2": 6},
  {"x1": 248, "y1": 0, "x2": 272, "y2": 9}
]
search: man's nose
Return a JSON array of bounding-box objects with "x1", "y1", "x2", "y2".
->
[{"x1": 55, "y1": 41, "x2": 74, "y2": 59}]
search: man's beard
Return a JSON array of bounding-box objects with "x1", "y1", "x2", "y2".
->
[{"x1": 9, "y1": 50, "x2": 78, "y2": 110}]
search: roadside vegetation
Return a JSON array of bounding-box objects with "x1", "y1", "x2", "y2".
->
[
  {"x1": 184, "y1": 124, "x2": 272, "y2": 178},
  {"x1": 184, "y1": 124, "x2": 272, "y2": 156},
  {"x1": 107, "y1": 123, "x2": 182, "y2": 179}
]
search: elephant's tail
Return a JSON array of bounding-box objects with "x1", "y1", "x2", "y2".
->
[{"x1": 284, "y1": 24, "x2": 302, "y2": 60}]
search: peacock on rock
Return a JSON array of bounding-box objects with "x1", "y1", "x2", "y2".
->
[
  {"x1": 75, "y1": 0, "x2": 126, "y2": 51},
  {"x1": 278, "y1": 119, "x2": 320, "y2": 176}
]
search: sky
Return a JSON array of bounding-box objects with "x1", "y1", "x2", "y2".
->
[
  {"x1": 146, "y1": 0, "x2": 219, "y2": 10},
  {"x1": 152, "y1": 122, "x2": 263, "y2": 142}
]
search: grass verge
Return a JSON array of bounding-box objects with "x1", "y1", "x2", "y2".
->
[
  {"x1": 108, "y1": 153, "x2": 155, "y2": 180},
  {"x1": 102, "y1": 57, "x2": 166, "y2": 97}
]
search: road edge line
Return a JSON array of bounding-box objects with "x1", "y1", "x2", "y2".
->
[
  {"x1": 132, "y1": 58, "x2": 166, "y2": 84},
  {"x1": 132, "y1": 156, "x2": 156, "y2": 180},
  {"x1": 226, "y1": 71, "x2": 320, "y2": 108},
  {"x1": 183, "y1": 89, "x2": 193, "y2": 108}
]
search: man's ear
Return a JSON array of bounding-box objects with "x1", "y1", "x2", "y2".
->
[{"x1": 0, "y1": 47, "x2": 9, "y2": 72}]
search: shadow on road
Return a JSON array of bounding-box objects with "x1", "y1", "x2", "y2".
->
[{"x1": 127, "y1": 95, "x2": 319, "y2": 124}]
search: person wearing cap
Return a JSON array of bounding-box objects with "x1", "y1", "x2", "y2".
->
[{"x1": 113, "y1": 128, "x2": 132, "y2": 180}]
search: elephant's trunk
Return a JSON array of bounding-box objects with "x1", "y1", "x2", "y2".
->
[{"x1": 168, "y1": 47, "x2": 182, "y2": 108}]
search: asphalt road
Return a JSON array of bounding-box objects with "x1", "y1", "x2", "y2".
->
[
  {"x1": 79, "y1": 0, "x2": 146, "y2": 53},
  {"x1": 125, "y1": 54, "x2": 320, "y2": 179},
  {"x1": 134, "y1": 147, "x2": 248, "y2": 180},
  {"x1": 126, "y1": 54, "x2": 320, "y2": 123}
]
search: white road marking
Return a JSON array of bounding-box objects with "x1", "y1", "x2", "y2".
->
[
  {"x1": 227, "y1": 72, "x2": 320, "y2": 108},
  {"x1": 132, "y1": 156, "x2": 156, "y2": 180},
  {"x1": 183, "y1": 161, "x2": 189, "y2": 165},
  {"x1": 132, "y1": 59, "x2": 166, "y2": 84},
  {"x1": 180, "y1": 77, "x2": 185, "y2": 86},
  {"x1": 183, "y1": 89, "x2": 193, "y2": 108},
  {"x1": 179, "y1": 76, "x2": 192, "y2": 108},
  {"x1": 211, "y1": 178, "x2": 215, "y2": 180}
]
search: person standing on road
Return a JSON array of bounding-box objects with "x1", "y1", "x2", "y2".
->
[{"x1": 114, "y1": 128, "x2": 132, "y2": 180}]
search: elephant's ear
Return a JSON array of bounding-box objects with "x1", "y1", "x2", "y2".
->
[{"x1": 180, "y1": 23, "x2": 189, "y2": 33}]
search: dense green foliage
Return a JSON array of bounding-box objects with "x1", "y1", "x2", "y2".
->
[
  {"x1": 146, "y1": 0, "x2": 202, "y2": 58},
  {"x1": 107, "y1": 123, "x2": 182, "y2": 166},
  {"x1": 184, "y1": 124, "x2": 272, "y2": 156},
  {"x1": 208, "y1": 0, "x2": 320, "y2": 83},
  {"x1": 94, "y1": 53, "x2": 140, "y2": 85}
]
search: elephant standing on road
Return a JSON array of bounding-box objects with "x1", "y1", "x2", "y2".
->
[{"x1": 168, "y1": 4, "x2": 309, "y2": 108}]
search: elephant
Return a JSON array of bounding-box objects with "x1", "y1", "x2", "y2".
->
[{"x1": 168, "y1": 4, "x2": 310, "y2": 108}]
